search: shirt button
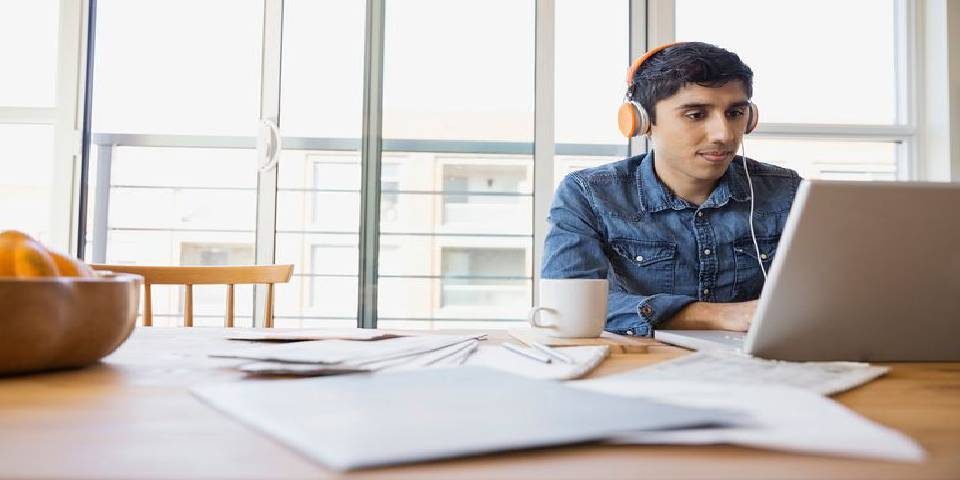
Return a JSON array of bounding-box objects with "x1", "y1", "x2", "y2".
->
[
  {"x1": 697, "y1": 211, "x2": 704, "y2": 218},
  {"x1": 635, "y1": 255, "x2": 644, "y2": 262},
  {"x1": 703, "y1": 288, "x2": 710, "y2": 295},
  {"x1": 703, "y1": 249, "x2": 711, "y2": 255},
  {"x1": 640, "y1": 305, "x2": 653, "y2": 316},
  {"x1": 626, "y1": 330, "x2": 634, "y2": 336},
  {"x1": 760, "y1": 253, "x2": 768, "y2": 260}
]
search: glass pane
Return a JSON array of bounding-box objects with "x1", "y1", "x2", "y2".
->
[
  {"x1": 377, "y1": 149, "x2": 535, "y2": 327},
  {"x1": 379, "y1": 193, "x2": 533, "y2": 236},
  {"x1": 106, "y1": 147, "x2": 256, "y2": 231},
  {"x1": 99, "y1": 147, "x2": 258, "y2": 264},
  {"x1": 555, "y1": 0, "x2": 629, "y2": 145},
  {"x1": 276, "y1": 149, "x2": 362, "y2": 324},
  {"x1": 105, "y1": 229, "x2": 255, "y2": 266},
  {"x1": 280, "y1": 0, "x2": 365, "y2": 138},
  {"x1": 0, "y1": 124, "x2": 55, "y2": 242},
  {"x1": 0, "y1": 0, "x2": 59, "y2": 107},
  {"x1": 743, "y1": 139, "x2": 898, "y2": 181},
  {"x1": 274, "y1": 276, "x2": 357, "y2": 320},
  {"x1": 276, "y1": 1, "x2": 367, "y2": 327},
  {"x1": 110, "y1": 147, "x2": 257, "y2": 189},
  {"x1": 276, "y1": 190, "x2": 361, "y2": 232},
  {"x1": 380, "y1": 153, "x2": 534, "y2": 236},
  {"x1": 378, "y1": 235, "x2": 532, "y2": 277},
  {"x1": 91, "y1": 0, "x2": 264, "y2": 135},
  {"x1": 382, "y1": 0, "x2": 535, "y2": 142},
  {"x1": 675, "y1": 0, "x2": 896, "y2": 125},
  {"x1": 378, "y1": 277, "x2": 532, "y2": 322},
  {"x1": 275, "y1": 233, "x2": 358, "y2": 276}
]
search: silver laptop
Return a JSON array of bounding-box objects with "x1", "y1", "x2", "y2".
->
[{"x1": 655, "y1": 180, "x2": 960, "y2": 361}]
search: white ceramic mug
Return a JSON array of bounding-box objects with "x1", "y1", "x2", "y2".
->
[{"x1": 527, "y1": 278, "x2": 608, "y2": 338}]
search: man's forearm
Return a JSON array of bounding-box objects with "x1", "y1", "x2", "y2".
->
[{"x1": 663, "y1": 300, "x2": 757, "y2": 332}]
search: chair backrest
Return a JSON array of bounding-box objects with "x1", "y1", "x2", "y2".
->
[{"x1": 91, "y1": 264, "x2": 294, "y2": 328}]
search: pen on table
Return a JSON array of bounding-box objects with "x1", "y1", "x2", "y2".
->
[
  {"x1": 502, "y1": 342, "x2": 552, "y2": 363},
  {"x1": 528, "y1": 341, "x2": 574, "y2": 364}
]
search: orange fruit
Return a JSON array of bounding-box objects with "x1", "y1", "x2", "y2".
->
[
  {"x1": 49, "y1": 250, "x2": 96, "y2": 277},
  {"x1": 0, "y1": 237, "x2": 15, "y2": 277},
  {"x1": 12, "y1": 239, "x2": 58, "y2": 278},
  {"x1": 0, "y1": 230, "x2": 35, "y2": 244},
  {"x1": 0, "y1": 230, "x2": 39, "y2": 277}
]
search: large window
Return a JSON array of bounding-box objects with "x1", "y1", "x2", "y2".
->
[{"x1": 77, "y1": 0, "x2": 921, "y2": 329}]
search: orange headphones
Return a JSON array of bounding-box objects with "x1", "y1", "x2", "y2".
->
[{"x1": 617, "y1": 42, "x2": 759, "y2": 138}]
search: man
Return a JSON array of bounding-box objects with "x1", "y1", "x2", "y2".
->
[{"x1": 541, "y1": 42, "x2": 801, "y2": 337}]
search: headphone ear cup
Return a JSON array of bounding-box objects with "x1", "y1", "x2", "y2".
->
[
  {"x1": 745, "y1": 103, "x2": 759, "y2": 134},
  {"x1": 618, "y1": 101, "x2": 651, "y2": 138}
]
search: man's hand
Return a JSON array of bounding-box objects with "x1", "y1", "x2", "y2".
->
[{"x1": 663, "y1": 300, "x2": 758, "y2": 332}]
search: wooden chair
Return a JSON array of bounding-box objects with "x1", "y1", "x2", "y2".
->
[{"x1": 91, "y1": 264, "x2": 294, "y2": 328}]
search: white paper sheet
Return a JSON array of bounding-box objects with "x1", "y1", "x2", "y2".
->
[
  {"x1": 464, "y1": 345, "x2": 609, "y2": 380},
  {"x1": 571, "y1": 378, "x2": 926, "y2": 463}
]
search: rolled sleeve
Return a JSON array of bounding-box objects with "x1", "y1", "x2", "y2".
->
[{"x1": 605, "y1": 292, "x2": 697, "y2": 337}]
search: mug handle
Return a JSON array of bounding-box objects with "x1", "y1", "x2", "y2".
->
[{"x1": 527, "y1": 306, "x2": 558, "y2": 328}]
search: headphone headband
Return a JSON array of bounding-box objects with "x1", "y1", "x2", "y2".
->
[{"x1": 625, "y1": 42, "x2": 680, "y2": 86}]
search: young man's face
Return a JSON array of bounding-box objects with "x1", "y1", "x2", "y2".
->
[{"x1": 648, "y1": 80, "x2": 751, "y2": 187}]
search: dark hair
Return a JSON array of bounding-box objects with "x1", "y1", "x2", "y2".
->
[{"x1": 628, "y1": 42, "x2": 753, "y2": 124}]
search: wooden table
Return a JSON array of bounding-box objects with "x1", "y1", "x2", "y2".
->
[{"x1": 0, "y1": 328, "x2": 957, "y2": 479}]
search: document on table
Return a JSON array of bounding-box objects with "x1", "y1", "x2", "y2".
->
[
  {"x1": 192, "y1": 367, "x2": 748, "y2": 471},
  {"x1": 211, "y1": 334, "x2": 485, "y2": 365},
  {"x1": 220, "y1": 335, "x2": 484, "y2": 376},
  {"x1": 618, "y1": 351, "x2": 889, "y2": 395},
  {"x1": 225, "y1": 328, "x2": 404, "y2": 342},
  {"x1": 571, "y1": 377, "x2": 925, "y2": 463},
  {"x1": 464, "y1": 345, "x2": 610, "y2": 380}
]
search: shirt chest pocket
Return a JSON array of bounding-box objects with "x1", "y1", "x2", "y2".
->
[
  {"x1": 732, "y1": 235, "x2": 779, "y2": 300},
  {"x1": 608, "y1": 239, "x2": 677, "y2": 294}
]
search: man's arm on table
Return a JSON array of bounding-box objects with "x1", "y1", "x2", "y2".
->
[{"x1": 664, "y1": 300, "x2": 757, "y2": 332}]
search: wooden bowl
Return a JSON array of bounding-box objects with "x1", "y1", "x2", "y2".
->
[{"x1": 0, "y1": 272, "x2": 142, "y2": 375}]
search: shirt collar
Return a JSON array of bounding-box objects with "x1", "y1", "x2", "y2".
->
[{"x1": 636, "y1": 151, "x2": 752, "y2": 213}]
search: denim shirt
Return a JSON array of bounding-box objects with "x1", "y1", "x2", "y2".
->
[{"x1": 541, "y1": 152, "x2": 802, "y2": 337}]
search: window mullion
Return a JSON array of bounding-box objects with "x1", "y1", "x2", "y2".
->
[
  {"x1": 629, "y1": 0, "x2": 648, "y2": 156},
  {"x1": 254, "y1": 0, "x2": 284, "y2": 328},
  {"x1": 357, "y1": 0, "x2": 386, "y2": 329},
  {"x1": 533, "y1": 0, "x2": 555, "y2": 307},
  {"x1": 53, "y1": 0, "x2": 88, "y2": 254}
]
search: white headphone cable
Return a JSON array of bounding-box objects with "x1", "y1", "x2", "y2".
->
[{"x1": 741, "y1": 141, "x2": 767, "y2": 279}]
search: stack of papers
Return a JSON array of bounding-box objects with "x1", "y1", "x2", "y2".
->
[
  {"x1": 619, "y1": 351, "x2": 889, "y2": 395},
  {"x1": 211, "y1": 334, "x2": 484, "y2": 376},
  {"x1": 225, "y1": 329, "x2": 405, "y2": 342}
]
